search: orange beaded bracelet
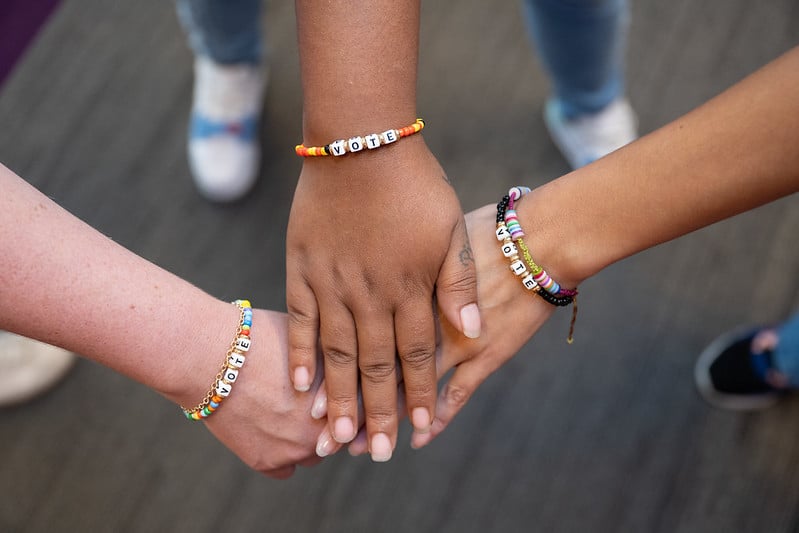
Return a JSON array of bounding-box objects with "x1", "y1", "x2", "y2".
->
[{"x1": 294, "y1": 118, "x2": 425, "y2": 157}]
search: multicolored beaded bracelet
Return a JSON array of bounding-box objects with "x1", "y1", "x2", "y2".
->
[
  {"x1": 181, "y1": 299, "x2": 252, "y2": 421},
  {"x1": 496, "y1": 188, "x2": 579, "y2": 342},
  {"x1": 294, "y1": 118, "x2": 425, "y2": 157}
]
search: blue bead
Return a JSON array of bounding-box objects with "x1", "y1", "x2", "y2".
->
[
  {"x1": 210, "y1": 401, "x2": 220, "y2": 409},
  {"x1": 243, "y1": 319, "x2": 252, "y2": 326}
]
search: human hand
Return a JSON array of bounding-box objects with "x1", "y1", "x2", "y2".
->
[
  {"x1": 203, "y1": 309, "x2": 327, "y2": 479},
  {"x1": 339, "y1": 202, "x2": 575, "y2": 455},
  {"x1": 286, "y1": 136, "x2": 480, "y2": 461}
]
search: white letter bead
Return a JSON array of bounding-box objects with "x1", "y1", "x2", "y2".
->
[
  {"x1": 223, "y1": 368, "x2": 239, "y2": 384},
  {"x1": 365, "y1": 134, "x2": 381, "y2": 149},
  {"x1": 501, "y1": 243, "x2": 518, "y2": 257},
  {"x1": 329, "y1": 140, "x2": 347, "y2": 156},
  {"x1": 496, "y1": 226, "x2": 511, "y2": 241},
  {"x1": 382, "y1": 129, "x2": 398, "y2": 144},
  {"x1": 522, "y1": 274, "x2": 538, "y2": 290},
  {"x1": 347, "y1": 137, "x2": 364, "y2": 152},
  {"x1": 510, "y1": 260, "x2": 527, "y2": 276},
  {"x1": 215, "y1": 382, "x2": 232, "y2": 397},
  {"x1": 235, "y1": 337, "x2": 251, "y2": 352},
  {"x1": 228, "y1": 353, "x2": 246, "y2": 368}
]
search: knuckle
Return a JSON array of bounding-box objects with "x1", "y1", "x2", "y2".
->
[
  {"x1": 359, "y1": 361, "x2": 396, "y2": 384},
  {"x1": 441, "y1": 267, "x2": 477, "y2": 295},
  {"x1": 398, "y1": 341, "x2": 435, "y2": 369},
  {"x1": 324, "y1": 346, "x2": 356, "y2": 368},
  {"x1": 364, "y1": 406, "x2": 397, "y2": 427},
  {"x1": 442, "y1": 383, "x2": 471, "y2": 409},
  {"x1": 287, "y1": 302, "x2": 316, "y2": 327}
]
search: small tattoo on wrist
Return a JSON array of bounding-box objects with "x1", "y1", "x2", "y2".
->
[{"x1": 459, "y1": 243, "x2": 474, "y2": 267}]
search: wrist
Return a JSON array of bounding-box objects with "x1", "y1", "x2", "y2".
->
[
  {"x1": 515, "y1": 182, "x2": 602, "y2": 290},
  {"x1": 158, "y1": 299, "x2": 247, "y2": 409}
]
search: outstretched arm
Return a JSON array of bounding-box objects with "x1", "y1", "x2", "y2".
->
[
  {"x1": 287, "y1": 0, "x2": 480, "y2": 461},
  {"x1": 411, "y1": 44, "x2": 799, "y2": 448},
  {"x1": 0, "y1": 164, "x2": 325, "y2": 478}
]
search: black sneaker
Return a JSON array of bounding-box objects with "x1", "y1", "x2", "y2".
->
[{"x1": 694, "y1": 326, "x2": 783, "y2": 411}]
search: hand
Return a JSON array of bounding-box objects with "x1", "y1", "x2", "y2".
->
[
  {"x1": 286, "y1": 137, "x2": 480, "y2": 461},
  {"x1": 204, "y1": 310, "x2": 327, "y2": 479},
  {"x1": 314, "y1": 204, "x2": 565, "y2": 456}
]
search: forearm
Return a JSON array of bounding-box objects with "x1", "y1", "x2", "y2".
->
[
  {"x1": 524, "y1": 46, "x2": 799, "y2": 287},
  {"x1": 0, "y1": 164, "x2": 234, "y2": 407},
  {"x1": 296, "y1": 0, "x2": 420, "y2": 142}
]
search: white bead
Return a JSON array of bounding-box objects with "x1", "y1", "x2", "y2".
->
[
  {"x1": 382, "y1": 129, "x2": 398, "y2": 144},
  {"x1": 235, "y1": 336, "x2": 251, "y2": 352},
  {"x1": 522, "y1": 274, "x2": 538, "y2": 290},
  {"x1": 215, "y1": 381, "x2": 232, "y2": 397},
  {"x1": 223, "y1": 368, "x2": 239, "y2": 384},
  {"x1": 228, "y1": 353, "x2": 246, "y2": 368},
  {"x1": 329, "y1": 140, "x2": 347, "y2": 156},
  {"x1": 510, "y1": 260, "x2": 527, "y2": 276},
  {"x1": 496, "y1": 226, "x2": 510, "y2": 241},
  {"x1": 501, "y1": 242, "x2": 517, "y2": 257},
  {"x1": 348, "y1": 136, "x2": 364, "y2": 152},
  {"x1": 365, "y1": 134, "x2": 381, "y2": 149}
]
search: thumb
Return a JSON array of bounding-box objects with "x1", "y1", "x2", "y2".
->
[{"x1": 436, "y1": 218, "x2": 481, "y2": 339}]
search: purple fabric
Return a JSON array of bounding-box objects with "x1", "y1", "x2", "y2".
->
[{"x1": 0, "y1": 0, "x2": 62, "y2": 88}]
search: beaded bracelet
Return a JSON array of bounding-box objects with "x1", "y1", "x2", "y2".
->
[
  {"x1": 496, "y1": 188, "x2": 579, "y2": 342},
  {"x1": 294, "y1": 118, "x2": 425, "y2": 157},
  {"x1": 182, "y1": 299, "x2": 252, "y2": 420}
]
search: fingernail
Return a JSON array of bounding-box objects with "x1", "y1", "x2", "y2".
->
[
  {"x1": 370, "y1": 433, "x2": 393, "y2": 462},
  {"x1": 460, "y1": 303, "x2": 481, "y2": 339},
  {"x1": 411, "y1": 407, "x2": 431, "y2": 433},
  {"x1": 311, "y1": 392, "x2": 327, "y2": 419},
  {"x1": 316, "y1": 431, "x2": 334, "y2": 457},
  {"x1": 411, "y1": 431, "x2": 432, "y2": 450},
  {"x1": 333, "y1": 417, "x2": 355, "y2": 443},
  {"x1": 293, "y1": 366, "x2": 310, "y2": 392}
]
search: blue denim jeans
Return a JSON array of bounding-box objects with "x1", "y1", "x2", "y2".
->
[
  {"x1": 176, "y1": 0, "x2": 262, "y2": 65},
  {"x1": 523, "y1": 0, "x2": 629, "y2": 118},
  {"x1": 773, "y1": 312, "x2": 799, "y2": 386},
  {"x1": 177, "y1": 0, "x2": 628, "y2": 116}
]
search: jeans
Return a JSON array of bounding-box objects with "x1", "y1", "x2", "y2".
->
[
  {"x1": 523, "y1": 0, "x2": 629, "y2": 117},
  {"x1": 176, "y1": 0, "x2": 262, "y2": 65},
  {"x1": 773, "y1": 312, "x2": 799, "y2": 386},
  {"x1": 177, "y1": 0, "x2": 628, "y2": 116}
]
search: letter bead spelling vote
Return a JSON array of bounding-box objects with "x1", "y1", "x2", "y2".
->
[
  {"x1": 228, "y1": 353, "x2": 246, "y2": 368},
  {"x1": 522, "y1": 274, "x2": 538, "y2": 290},
  {"x1": 382, "y1": 129, "x2": 398, "y2": 144},
  {"x1": 496, "y1": 225, "x2": 511, "y2": 241},
  {"x1": 510, "y1": 260, "x2": 527, "y2": 276},
  {"x1": 348, "y1": 136, "x2": 364, "y2": 152},
  {"x1": 216, "y1": 382, "x2": 232, "y2": 398},
  {"x1": 329, "y1": 140, "x2": 346, "y2": 156},
  {"x1": 223, "y1": 368, "x2": 239, "y2": 384},
  {"x1": 502, "y1": 242, "x2": 518, "y2": 257},
  {"x1": 235, "y1": 336, "x2": 251, "y2": 352},
  {"x1": 365, "y1": 133, "x2": 381, "y2": 149}
]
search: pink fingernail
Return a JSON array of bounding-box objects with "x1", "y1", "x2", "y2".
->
[
  {"x1": 411, "y1": 407, "x2": 431, "y2": 433},
  {"x1": 311, "y1": 392, "x2": 327, "y2": 419},
  {"x1": 316, "y1": 432, "x2": 334, "y2": 457},
  {"x1": 333, "y1": 417, "x2": 355, "y2": 443},
  {"x1": 460, "y1": 303, "x2": 481, "y2": 339},
  {"x1": 293, "y1": 366, "x2": 310, "y2": 392},
  {"x1": 370, "y1": 433, "x2": 393, "y2": 462}
]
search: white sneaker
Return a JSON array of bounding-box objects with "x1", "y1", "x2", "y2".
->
[
  {"x1": 0, "y1": 331, "x2": 76, "y2": 407},
  {"x1": 188, "y1": 57, "x2": 266, "y2": 202},
  {"x1": 544, "y1": 97, "x2": 638, "y2": 169}
]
